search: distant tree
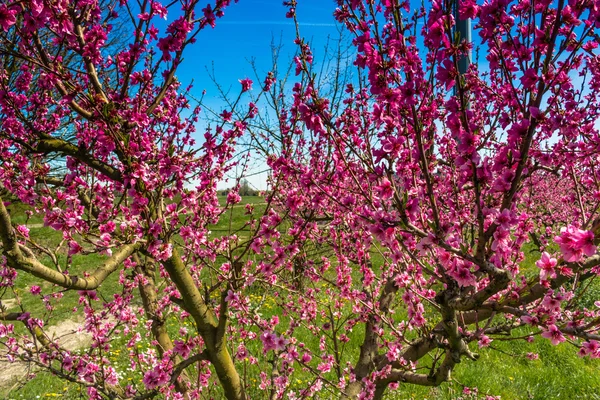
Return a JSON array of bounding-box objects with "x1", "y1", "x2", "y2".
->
[{"x1": 238, "y1": 179, "x2": 257, "y2": 197}]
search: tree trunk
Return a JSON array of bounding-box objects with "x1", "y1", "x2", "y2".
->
[
  {"x1": 135, "y1": 255, "x2": 191, "y2": 397},
  {"x1": 161, "y1": 249, "x2": 246, "y2": 400}
]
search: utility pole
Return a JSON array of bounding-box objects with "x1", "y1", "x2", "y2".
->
[{"x1": 454, "y1": 1, "x2": 472, "y2": 75}]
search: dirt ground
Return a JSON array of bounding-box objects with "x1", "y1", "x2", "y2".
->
[{"x1": 0, "y1": 318, "x2": 93, "y2": 393}]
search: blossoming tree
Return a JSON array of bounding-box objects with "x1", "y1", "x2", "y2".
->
[
  {"x1": 0, "y1": 0, "x2": 279, "y2": 398},
  {"x1": 261, "y1": 0, "x2": 600, "y2": 398},
  {"x1": 0, "y1": 0, "x2": 599, "y2": 399}
]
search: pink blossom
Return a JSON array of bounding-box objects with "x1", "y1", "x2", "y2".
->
[
  {"x1": 68, "y1": 240, "x2": 83, "y2": 255},
  {"x1": 235, "y1": 344, "x2": 248, "y2": 360},
  {"x1": 478, "y1": 335, "x2": 492, "y2": 348},
  {"x1": 435, "y1": 59, "x2": 456, "y2": 91},
  {"x1": 62, "y1": 356, "x2": 73, "y2": 371},
  {"x1": 579, "y1": 340, "x2": 600, "y2": 358},
  {"x1": 87, "y1": 387, "x2": 101, "y2": 400},
  {"x1": 541, "y1": 325, "x2": 565, "y2": 345},
  {"x1": 496, "y1": 209, "x2": 514, "y2": 230},
  {"x1": 224, "y1": 289, "x2": 240, "y2": 304},
  {"x1": 263, "y1": 72, "x2": 276, "y2": 91},
  {"x1": 416, "y1": 235, "x2": 435, "y2": 256},
  {"x1": 202, "y1": 4, "x2": 216, "y2": 28},
  {"x1": 239, "y1": 78, "x2": 253, "y2": 92},
  {"x1": 0, "y1": 5, "x2": 16, "y2": 32},
  {"x1": 0, "y1": 324, "x2": 14, "y2": 338},
  {"x1": 536, "y1": 251, "x2": 557, "y2": 281},
  {"x1": 16, "y1": 225, "x2": 29, "y2": 239},
  {"x1": 301, "y1": 353, "x2": 312, "y2": 363},
  {"x1": 520, "y1": 68, "x2": 538, "y2": 90},
  {"x1": 459, "y1": 0, "x2": 479, "y2": 19},
  {"x1": 142, "y1": 368, "x2": 169, "y2": 390},
  {"x1": 260, "y1": 331, "x2": 277, "y2": 352},
  {"x1": 29, "y1": 285, "x2": 41, "y2": 295},
  {"x1": 521, "y1": 315, "x2": 539, "y2": 325},
  {"x1": 274, "y1": 335, "x2": 288, "y2": 352},
  {"x1": 317, "y1": 361, "x2": 332, "y2": 373},
  {"x1": 227, "y1": 191, "x2": 241, "y2": 204},
  {"x1": 555, "y1": 226, "x2": 596, "y2": 262},
  {"x1": 375, "y1": 178, "x2": 394, "y2": 200},
  {"x1": 173, "y1": 340, "x2": 191, "y2": 358},
  {"x1": 451, "y1": 266, "x2": 476, "y2": 287}
]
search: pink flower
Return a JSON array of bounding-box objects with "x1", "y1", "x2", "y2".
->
[
  {"x1": 87, "y1": 387, "x2": 101, "y2": 400},
  {"x1": 463, "y1": 386, "x2": 478, "y2": 395},
  {"x1": 386, "y1": 345, "x2": 401, "y2": 362},
  {"x1": 173, "y1": 340, "x2": 191, "y2": 358},
  {"x1": 260, "y1": 331, "x2": 287, "y2": 353},
  {"x1": 496, "y1": 209, "x2": 514, "y2": 230},
  {"x1": 0, "y1": 5, "x2": 16, "y2": 32},
  {"x1": 578, "y1": 230, "x2": 597, "y2": 257},
  {"x1": 220, "y1": 109, "x2": 232, "y2": 121},
  {"x1": 224, "y1": 289, "x2": 240, "y2": 304},
  {"x1": 16, "y1": 225, "x2": 29, "y2": 239},
  {"x1": 375, "y1": 178, "x2": 394, "y2": 199},
  {"x1": 298, "y1": 103, "x2": 325, "y2": 133},
  {"x1": 416, "y1": 235, "x2": 435, "y2": 256},
  {"x1": 521, "y1": 315, "x2": 539, "y2": 325},
  {"x1": 459, "y1": 0, "x2": 479, "y2": 19},
  {"x1": 274, "y1": 335, "x2": 288, "y2": 352},
  {"x1": 62, "y1": 356, "x2": 73, "y2": 371},
  {"x1": 317, "y1": 361, "x2": 332, "y2": 373},
  {"x1": 536, "y1": 251, "x2": 557, "y2": 281},
  {"x1": 239, "y1": 78, "x2": 253, "y2": 92},
  {"x1": 478, "y1": 335, "x2": 492, "y2": 348},
  {"x1": 541, "y1": 324, "x2": 565, "y2": 345},
  {"x1": 236, "y1": 344, "x2": 248, "y2": 360},
  {"x1": 227, "y1": 191, "x2": 241, "y2": 204},
  {"x1": 29, "y1": 285, "x2": 41, "y2": 295},
  {"x1": 202, "y1": 4, "x2": 216, "y2": 27},
  {"x1": 0, "y1": 323, "x2": 14, "y2": 338},
  {"x1": 99, "y1": 221, "x2": 116, "y2": 234},
  {"x1": 142, "y1": 368, "x2": 169, "y2": 390},
  {"x1": 541, "y1": 293, "x2": 561, "y2": 313},
  {"x1": 579, "y1": 340, "x2": 600, "y2": 358},
  {"x1": 301, "y1": 353, "x2": 312, "y2": 363},
  {"x1": 426, "y1": 19, "x2": 447, "y2": 49},
  {"x1": 520, "y1": 68, "x2": 538, "y2": 90},
  {"x1": 555, "y1": 226, "x2": 596, "y2": 262},
  {"x1": 263, "y1": 71, "x2": 276, "y2": 91},
  {"x1": 260, "y1": 331, "x2": 277, "y2": 352},
  {"x1": 68, "y1": 240, "x2": 83, "y2": 255},
  {"x1": 451, "y1": 266, "x2": 476, "y2": 287},
  {"x1": 435, "y1": 59, "x2": 456, "y2": 91}
]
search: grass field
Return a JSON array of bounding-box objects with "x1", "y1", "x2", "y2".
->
[{"x1": 2, "y1": 195, "x2": 600, "y2": 399}]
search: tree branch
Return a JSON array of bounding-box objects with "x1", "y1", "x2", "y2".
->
[{"x1": 1, "y1": 192, "x2": 139, "y2": 289}]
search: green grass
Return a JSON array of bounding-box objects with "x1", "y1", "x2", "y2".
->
[
  {"x1": 4, "y1": 200, "x2": 43, "y2": 226},
  {"x1": 3, "y1": 197, "x2": 600, "y2": 399},
  {"x1": 209, "y1": 200, "x2": 268, "y2": 237},
  {"x1": 217, "y1": 195, "x2": 265, "y2": 207}
]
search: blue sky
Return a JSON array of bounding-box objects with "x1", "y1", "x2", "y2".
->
[
  {"x1": 173, "y1": 1, "x2": 343, "y2": 189},
  {"x1": 178, "y1": 1, "x2": 341, "y2": 104},
  {"x1": 169, "y1": 1, "x2": 595, "y2": 191}
]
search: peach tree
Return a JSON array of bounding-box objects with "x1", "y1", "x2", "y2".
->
[{"x1": 0, "y1": 0, "x2": 599, "y2": 399}]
